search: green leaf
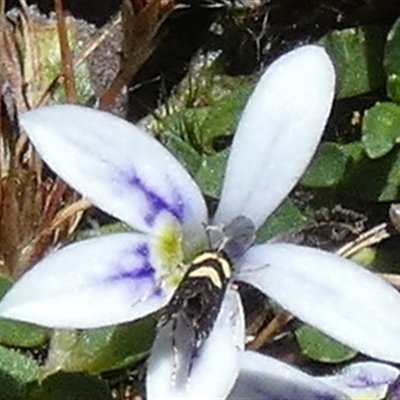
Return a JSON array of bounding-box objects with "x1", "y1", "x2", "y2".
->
[
  {"x1": 0, "y1": 346, "x2": 39, "y2": 383},
  {"x1": 295, "y1": 325, "x2": 357, "y2": 363},
  {"x1": 0, "y1": 275, "x2": 49, "y2": 348},
  {"x1": 195, "y1": 150, "x2": 229, "y2": 198},
  {"x1": 61, "y1": 318, "x2": 156, "y2": 374},
  {"x1": 162, "y1": 133, "x2": 202, "y2": 177},
  {"x1": 159, "y1": 85, "x2": 251, "y2": 155},
  {"x1": 0, "y1": 345, "x2": 40, "y2": 399},
  {"x1": 0, "y1": 320, "x2": 49, "y2": 349},
  {"x1": 362, "y1": 102, "x2": 400, "y2": 158},
  {"x1": 26, "y1": 372, "x2": 112, "y2": 400},
  {"x1": 301, "y1": 143, "x2": 348, "y2": 188},
  {"x1": 384, "y1": 16, "x2": 400, "y2": 102},
  {"x1": 256, "y1": 198, "x2": 311, "y2": 242},
  {"x1": 161, "y1": 108, "x2": 210, "y2": 154},
  {"x1": 321, "y1": 26, "x2": 387, "y2": 98},
  {"x1": 199, "y1": 86, "x2": 252, "y2": 152},
  {"x1": 0, "y1": 372, "x2": 23, "y2": 400},
  {"x1": 339, "y1": 141, "x2": 400, "y2": 201}
]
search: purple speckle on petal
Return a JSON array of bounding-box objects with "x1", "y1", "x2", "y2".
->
[
  {"x1": 346, "y1": 371, "x2": 390, "y2": 389},
  {"x1": 136, "y1": 242, "x2": 149, "y2": 257},
  {"x1": 122, "y1": 169, "x2": 185, "y2": 227},
  {"x1": 154, "y1": 286, "x2": 163, "y2": 297},
  {"x1": 106, "y1": 243, "x2": 162, "y2": 297},
  {"x1": 316, "y1": 395, "x2": 340, "y2": 400},
  {"x1": 234, "y1": 374, "x2": 342, "y2": 400}
]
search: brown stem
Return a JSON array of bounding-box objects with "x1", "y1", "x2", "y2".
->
[
  {"x1": 54, "y1": 0, "x2": 77, "y2": 103},
  {"x1": 247, "y1": 311, "x2": 293, "y2": 350}
]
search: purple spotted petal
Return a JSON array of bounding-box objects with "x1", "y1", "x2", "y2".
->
[
  {"x1": 237, "y1": 243, "x2": 400, "y2": 363},
  {"x1": 20, "y1": 105, "x2": 207, "y2": 243},
  {"x1": 0, "y1": 233, "x2": 173, "y2": 328},
  {"x1": 318, "y1": 362, "x2": 399, "y2": 399},
  {"x1": 147, "y1": 288, "x2": 245, "y2": 399},
  {"x1": 229, "y1": 351, "x2": 349, "y2": 400},
  {"x1": 214, "y1": 45, "x2": 335, "y2": 229}
]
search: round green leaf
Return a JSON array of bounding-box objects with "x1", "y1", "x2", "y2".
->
[
  {"x1": 0, "y1": 345, "x2": 40, "y2": 399},
  {"x1": 339, "y1": 141, "x2": 400, "y2": 201},
  {"x1": 61, "y1": 317, "x2": 156, "y2": 374},
  {"x1": 362, "y1": 102, "x2": 400, "y2": 158},
  {"x1": 387, "y1": 75, "x2": 400, "y2": 103},
  {"x1": 195, "y1": 150, "x2": 229, "y2": 198},
  {"x1": 0, "y1": 346, "x2": 39, "y2": 383},
  {"x1": 256, "y1": 198, "x2": 311, "y2": 242},
  {"x1": 385, "y1": 16, "x2": 400, "y2": 102},
  {"x1": 0, "y1": 320, "x2": 49, "y2": 349},
  {"x1": 26, "y1": 372, "x2": 112, "y2": 400},
  {"x1": 321, "y1": 26, "x2": 386, "y2": 98},
  {"x1": 301, "y1": 143, "x2": 348, "y2": 188},
  {"x1": 295, "y1": 325, "x2": 357, "y2": 363}
]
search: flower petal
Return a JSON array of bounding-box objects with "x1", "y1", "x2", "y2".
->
[
  {"x1": 147, "y1": 288, "x2": 244, "y2": 399},
  {"x1": 214, "y1": 45, "x2": 335, "y2": 229},
  {"x1": 0, "y1": 233, "x2": 173, "y2": 328},
  {"x1": 318, "y1": 362, "x2": 399, "y2": 400},
  {"x1": 229, "y1": 350, "x2": 349, "y2": 400},
  {"x1": 20, "y1": 105, "x2": 207, "y2": 239},
  {"x1": 237, "y1": 243, "x2": 400, "y2": 363}
]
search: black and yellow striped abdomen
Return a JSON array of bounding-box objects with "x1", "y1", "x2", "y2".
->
[
  {"x1": 159, "y1": 216, "x2": 256, "y2": 351},
  {"x1": 160, "y1": 251, "x2": 232, "y2": 349}
]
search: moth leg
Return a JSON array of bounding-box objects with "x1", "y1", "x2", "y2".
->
[
  {"x1": 130, "y1": 276, "x2": 166, "y2": 309},
  {"x1": 205, "y1": 223, "x2": 226, "y2": 250},
  {"x1": 170, "y1": 317, "x2": 180, "y2": 385}
]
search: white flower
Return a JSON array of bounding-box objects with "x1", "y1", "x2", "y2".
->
[
  {"x1": 231, "y1": 353, "x2": 399, "y2": 400},
  {"x1": 1, "y1": 45, "x2": 400, "y2": 399},
  {"x1": 317, "y1": 360, "x2": 400, "y2": 400}
]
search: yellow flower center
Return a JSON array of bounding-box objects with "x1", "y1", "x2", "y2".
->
[
  {"x1": 154, "y1": 217, "x2": 185, "y2": 288},
  {"x1": 151, "y1": 214, "x2": 208, "y2": 290}
]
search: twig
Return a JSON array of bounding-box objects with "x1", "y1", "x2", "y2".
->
[
  {"x1": 37, "y1": 16, "x2": 122, "y2": 107},
  {"x1": 54, "y1": 0, "x2": 77, "y2": 103},
  {"x1": 246, "y1": 311, "x2": 293, "y2": 350},
  {"x1": 99, "y1": 0, "x2": 174, "y2": 110},
  {"x1": 336, "y1": 223, "x2": 390, "y2": 258}
]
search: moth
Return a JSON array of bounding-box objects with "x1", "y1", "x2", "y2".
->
[{"x1": 159, "y1": 215, "x2": 256, "y2": 351}]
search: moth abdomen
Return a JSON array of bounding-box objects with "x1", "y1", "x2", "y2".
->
[{"x1": 160, "y1": 251, "x2": 232, "y2": 349}]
